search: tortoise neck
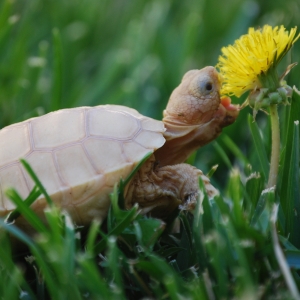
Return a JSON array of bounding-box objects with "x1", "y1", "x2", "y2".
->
[
  {"x1": 154, "y1": 115, "x2": 207, "y2": 167},
  {"x1": 155, "y1": 108, "x2": 226, "y2": 166}
]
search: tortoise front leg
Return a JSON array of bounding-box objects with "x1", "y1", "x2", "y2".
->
[{"x1": 124, "y1": 155, "x2": 218, "y2": 218}]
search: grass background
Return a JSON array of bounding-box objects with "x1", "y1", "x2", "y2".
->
[{"x1": 1, "y1": 0, "x2": 300, "y2": 299}]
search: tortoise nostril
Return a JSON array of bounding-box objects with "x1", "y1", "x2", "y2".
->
[{"x1": 184, "y1": 194, "x2": 190, "y2": 202}]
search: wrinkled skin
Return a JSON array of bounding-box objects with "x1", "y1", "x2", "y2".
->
[{"x1": 125, "y1": 66, "x2": 239, "y2": 216}]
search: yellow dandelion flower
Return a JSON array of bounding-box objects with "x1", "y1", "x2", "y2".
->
[{"x1": 217, "y1": 25, "x2": 300, "y2": 97}]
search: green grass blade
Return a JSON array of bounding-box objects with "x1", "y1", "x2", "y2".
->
[
  {"x1": 85, "y1": 219, "x2": 101, "y2": 256},
  {"x1": 280, "y1": 89, "x2": 300, "y2": 239},
  {"x1": 248, "y1": 114, "x2": 269, "y2": 179},
  {"x1": 33, "y1": 212, "x2": 80, "y2": 299},
  {"x1": 213, "y1": 141, "x2": 232, "y2": 169},
  {"x1": 134, "y1": 218, "x2": 165, "y2": 250},
  {"x1": 221, "y1": 134, "x2": 249, "y2": 164},
  {"x1": 155, "y1": 246, "x2": 185, "y2": 258},
  {"x1": 204, "y1": 230, "x2": 228, "y2": 298},
  {"x1": 223, "y1": 219, "x2": 255, "y2": 293},
  {"x1": 0, "y1": 220, "x2": 61, "y2": 298},
  {"x1": 281, "y1": 87, "x2": 300, "y2": 157},
  {"x1": 279, "y1": 235, "x2": 299, "y2": 251},
  {"x1": 201, "y1": 189, "x2": 214, "y2": 234},
  {"x1": 76, "y1": 254, "x2": 113, "y2": 298},
  {"x1": 2, "y1": 268, "x2": 24, "y2": 300},
  {"x1": 250, "y1": 188, "x2": 274, "y2": 232},
  {"x1": 20, "y1": 159, "x2": 53, "y2": 206},
  {"x1": 187, "y1": 278, "x2": 209, "y2": 300},
  {"x1": 111, "y1": 184, "x2": 132, "y2": 222},
  {"x1": 61, "y1": 214, "x2": 77, "y2": 275},
  {"x1": 94, "y1": 204, "x2": 139, "y2": 253},
  {"x1": 192, "y1": 185, "x2": 207, "y2": 272},
  {"x1": 0, "y1": 234, "x2": 35, "y2": 298},
  {"x1": 244, "y1": 172, "x2": 264, "y2": 215},
  {"x1": 0, "y1": 218, "x2": 35, "y2": 247},
  {"x1": 136, "y1": 254, "x2": 185, "y2": 295},
  {"x1": 283, "y1": 120, "x2": 300, "y2": 247},
  {"x1": 164, "y1": 274, "x2": 185, "y2": 300},
  {"x1": 5, "y1": 185, "x2": 41, "y2": 224},
  {"x1": 43, "y1": 207, "x2": 64, "y2": 245},
  {"x1": 5, "y1": 189, "x2": 48, "y2": 234},
  {"x1": 118, "y1": 152, "x2": 152, "y2": 209},
  {"x1": 123, "y1": 152, "x2": 152, "y2": 187},
  {"x1": 227, "y1": 169, "x2": 244, "y2": 226},
  {"x1": 106, "y1": 237, "x2": 125, "y2": 297},
  {"x1": 206, "y1": 164, "x2": 218, "y2": 178},
  {"x1": 30, "y1": 254, "x2": 61, "y2": 299},
  {"x1": 271, "y1": 204, "x2": 300, "y2": 299},
  {"x1": 179, "y1": 212, "x2": 194, "y2": 257}
]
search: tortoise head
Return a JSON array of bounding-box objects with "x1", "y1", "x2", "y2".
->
[
  {"x1": 156, "y1": 66, "x2": 239, "y2": 166},
  {"x1": 164, "y1": 66, "x2": 225, "y2": 125}
]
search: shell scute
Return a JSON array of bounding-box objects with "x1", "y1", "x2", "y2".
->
[
  {"x1": 54, "y1": 144, "x2": 98, "y2": 187},
  {"x1": 135, "y1": 131, "x2": 165, "y2": 149},
  {"x1": 141, "y1": 117, "x2": 165, "y2": 132},
  {"x1": 83, "y1": 139, "x2": 126, "y2": 173},
  {"x1": 123, "y1": 142, "x2": 151, "y2": 163},
  {"x1": 0, "y1": 164, "x2": 28, "y2": 211},
  {"x1": 87, "y1": 108, "x2": 139, "y2": 139},
  {"x1": 25, "y1": 152, "x2": 63, "y2": 199},
  {"x1": 32, "y1": 109, "x2": 85, "y2": 149},
  {"x1": 0, "y1": 124, "x2": 31, "y2": 165}
]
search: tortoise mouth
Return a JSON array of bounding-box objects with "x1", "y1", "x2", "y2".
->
[{"x1": 213, "y1": 97, "x2": 240, "y2": 127}]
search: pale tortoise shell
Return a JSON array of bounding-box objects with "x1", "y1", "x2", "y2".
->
[{"x1": 0, "y1": 105, "x2": 165, "y2": 224}]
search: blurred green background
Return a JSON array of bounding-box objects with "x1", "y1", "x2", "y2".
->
[{"x1": 1, "y1": 0, "x2": 300, "y2": 187}]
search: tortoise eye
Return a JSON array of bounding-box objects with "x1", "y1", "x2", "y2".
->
[
  {"x1": 205, "y1": 82, "x2": 213, "y2": 91},
  {"x1": 198, "y1": 80, "x2": 214, "y2": 95}
]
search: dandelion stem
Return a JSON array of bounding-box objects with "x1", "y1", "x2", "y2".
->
[{"x1": 267, "y1": 104, "x2": 280, "y2": 188}]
